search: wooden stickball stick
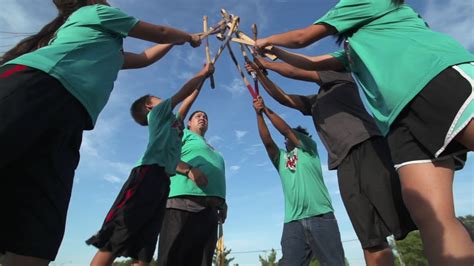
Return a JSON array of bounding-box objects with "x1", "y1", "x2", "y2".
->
[
  {"x1": 203, "y1": 16, "x2": 215, "y2": 89},
  {"x1": 211, "y1": 16, "x2": 239, "y2": 65},
  {"x1": 227, "y1": 43, "x2": 258, "y2": 99}
]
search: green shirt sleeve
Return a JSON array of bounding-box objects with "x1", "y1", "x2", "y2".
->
[
  {"x1": 314, "y1": 0, "x2": 375, "y2": 33},
  {"x1": 96, "y1": 5, "x2": 139, "y2": 37}
]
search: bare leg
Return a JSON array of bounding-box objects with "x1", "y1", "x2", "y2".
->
[
  {"x1": 455, "y1": 119, "x2": 474, "y2": 150},
  {"x1": 363, "y1": 243, "x2": 394, "y2": 266},
  {"x1": 399, "y1": 160, "x2": 474, "y2": 266},
  {"x1": 3, "y1": 252, "x2": 49, "y2": 266},
  {"x1": 90, "y1": 251, "x2": 115, "y2": 266}
]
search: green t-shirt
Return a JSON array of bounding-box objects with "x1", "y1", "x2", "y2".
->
[
  {"x1": 169, "y1": 129, "x2": 226, "y2": 199},
  {"x1": 136, "y1": 99, "x2": 182, "y2": 175},
  {"x1": 273, "y1": 131, "x2": 333, "y2": 223},
  {"x1": 315, "y1": 0, "x2": 474, "y2": 135},
  {"x1": 6, "y1": 4, "x2": 139, "y2": 128}
]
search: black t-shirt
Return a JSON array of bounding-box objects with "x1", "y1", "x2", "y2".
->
[{"x1": 300, "y1": 71, "x2": 381, "y2": 170}]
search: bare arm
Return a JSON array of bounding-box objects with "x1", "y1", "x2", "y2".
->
[
  {"x1": 255, "y1": 24, "x2": 336, "y2": 49},
  {"x1": 271, "y1": 47, "x2": 344, "y2": 71},
  {"x1": 122, "y1": 43, "x2": 174, "y2": 69},
  {"x1": 176, "y1": 161, "x2": 208, "y2": 187},
  {"x1": 170, "y1": 64, "x2": 213, "y2": 109},
  {"x1": 177, "y1": 80, "x2": 205, "y2": 119},
  {"x1": 256, "y1": 57, "x2": 321, "y2": 83},
  {"x1": 253, "y1": 99, "x2": 279, "y2": 162},
  {"x1": 128, "y1": 21, "x2": 201, "y2": 47},
  {"x1": 246, "y1": 62, "x2": 309, "y2": 114},
  {"x1": 259, "y1": 97, "x2": 301, "y2": 148}
]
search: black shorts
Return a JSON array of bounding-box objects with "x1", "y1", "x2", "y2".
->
[
  {"x1": 157, "y1": 207, "x2": 218, "y2": 266},
  {"x1": 86, "y1": 164, "x2": 170, "y2": 262},
  {"x1": 337, "y1": 137, "x2": 417, "y2": 248},
  {"x1": 388, "y1": 66, "x2": 472, "y2": 170},
  {"x1": 0, "y1": 65, "x2": 88, "y2": 260}
]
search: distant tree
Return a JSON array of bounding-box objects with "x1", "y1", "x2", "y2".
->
[
  {"x1": 259, "y1": 249, "x2": 278, "y2": 266},
  {"x1": 458, "y1": 215, "x2": 474, "y2": 239},
  {"x1": 309, "y1": 256, "x2": 349, "y2": 265},
  {"x1": 213, "y1": 246, "x2": 235, "y2": 266},
  {"x1": 112, "y1": 258, "x2": 157, "y2": 266},
  {"x1": 394, "y1": 231, "x2": 428, "y2": 266},
  {"x1": 309, "y1": 257, "x2": 320, "y2": 266}
]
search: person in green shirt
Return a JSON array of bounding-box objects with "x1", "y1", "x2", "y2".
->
[
  {"x1": 86, "y1": 63, "x2": 214, "y2": 266},
  {"x1": 0, "y1": 0, "x2": 202, "y2": 265},
  {"x1": 246, "y1": 58, "x2": 416, "y2": 266},
  {"x1": 255, "y1": 0, "x2": 474, "y2": 264},
  {"x1": 252, "y1": 96, "x2": 344, "y2": 266},
  {"x1": 157, "y1": 107, "x2": 227, "y2": 265}
]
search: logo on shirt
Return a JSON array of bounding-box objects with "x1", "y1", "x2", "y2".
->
[{"x1": 285, "y1": 150, "x2": 298, "y2": 171}]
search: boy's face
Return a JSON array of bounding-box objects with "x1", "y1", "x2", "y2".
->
[
  {"x1": 188, "y1": 112, "x2": 208, "y2": 135},
  {"x1": 145, "y1": 96, "x2": 162, "y2": 111}
]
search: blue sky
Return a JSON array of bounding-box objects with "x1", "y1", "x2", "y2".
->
[{"x1": 1, "y1": 0, "x2": 473, "y2": 265}]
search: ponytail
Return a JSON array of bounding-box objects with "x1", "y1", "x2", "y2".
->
[
  {"x1": 0, "y1": 16, "x2": 65, "y2": 64},
  {"x1": 0, "y1": 0, "x2": 88, "y2": 64}
]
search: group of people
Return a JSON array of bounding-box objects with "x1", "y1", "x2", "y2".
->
[{"x1": 0, "y1": 0, "x2": 472, "y2": 266}]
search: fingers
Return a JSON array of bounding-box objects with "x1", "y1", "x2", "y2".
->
[{"x1": 189, "y1": 34, "x2": 202, "y2": 48}]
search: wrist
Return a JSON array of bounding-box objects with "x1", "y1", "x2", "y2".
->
[{"x1": 184, "y1": 165, "x2": 193, "y2": 176}]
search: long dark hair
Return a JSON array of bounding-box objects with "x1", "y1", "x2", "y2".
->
[
  {"x1": 336, "y1": 0, "x2": 405, "y2": 45},
  {"x1": 0, "y1": 0, "x2": 88, "y2": 64}
]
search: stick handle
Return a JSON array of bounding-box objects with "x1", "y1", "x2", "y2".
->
[
  {"x1": 203, "y1": 16, "x2": 215, "y2": 89},
  {"x1": 212, "y1": 17, "x2": 239, "y2": 64}
]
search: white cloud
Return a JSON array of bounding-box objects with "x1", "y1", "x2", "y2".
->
[
  {"x1": 235, "y1": 130, "x2": 248, "y2": 141},
  {"x1": 103, "y1": 174, "x2": 122, "y2": 184},
  {"x1": 230, "y1": 165, "x2": 240, "y2": 171},
  {"x1": 256, "y1": 161, "x2": 270, "y2": 167},
  {"x1": 244, "y1": 143, "x2": 264, "y2": 155},
  {"x1": 207, "y1": 135, "x2": 224, "y2": 146},
  {"x1": 422, "y1": 0, "x2": 474, "y2": 50},
  {"x1": 222, "y1": 78, "x2": 245, "y2": 97}
]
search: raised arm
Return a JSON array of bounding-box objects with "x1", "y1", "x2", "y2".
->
[
  {"x1": 255, "y1": 24, "x2": 336, "y2": 49},
  {"x1": 259, "y1": 97, "x2": 301, "y2": 149},
  {"x1": 271, "y1": 47, "x2": 344, "y2": 71},
  {"x1": 246, "y1": 62, "x2": 309, "y2": 114},
  {"x1": 122, "y1": 43, "x2": 174, "y2": 69},
  {"x1": 253, "y1": 98, "x2": 279, "y2": 162},
  {"x1": 177, "y1": 79, "x2": 205, "y2": 119},
  {"x1": 128, "y1": 21, "x2": 201, "y2": 47},
  {"x1": 254, "y1": 57, "x2": 321, "y2": 83},
  {"x1": 171, "y1": 63, "x2": 214, "y2": 109}
]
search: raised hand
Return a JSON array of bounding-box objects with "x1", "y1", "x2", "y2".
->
[
  {"x1": 189, "y1": 34, "x2": 202, "y2": 48},
  {"x1": 253, "y1": 96, "x2": 265, "y2": 113}
]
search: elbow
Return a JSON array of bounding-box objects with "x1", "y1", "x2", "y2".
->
[{"x1": 294, "y1": 33, "x2": 313, "y2": 48}]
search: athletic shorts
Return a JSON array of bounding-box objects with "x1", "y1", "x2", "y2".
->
[
  {"x1": 86, "y1": 164, "x2": 170, "y2": 262},
  {"x1": 337, "y1": 137, "x2": 417, "y2": 248},
  {"x1": 0, "y1": 64, "x2": 88, "y2": 260},
  {"x1": 388, "y1": 64, "x2": 473, "y2": 170}
]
